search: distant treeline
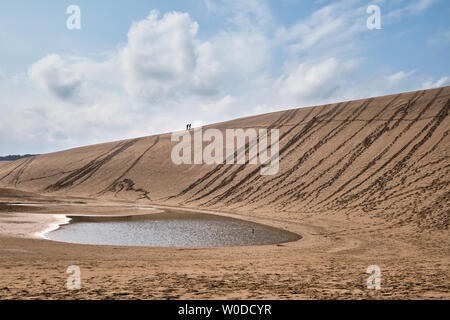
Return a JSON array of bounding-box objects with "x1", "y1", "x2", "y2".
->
[{"x1": 0, "y1": 154, "x2": 38, "y2": 161}]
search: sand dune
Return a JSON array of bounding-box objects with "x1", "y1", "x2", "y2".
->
[
  {"x1": 0, "y1": 86, "x2": 448, "y2": 299},
  {"x1": 1, "y1": 87, "x2": 448, "y2": 230}
]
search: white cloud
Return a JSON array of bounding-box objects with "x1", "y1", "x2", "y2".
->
[
  {"x1": 119, "y1": 10, "x2": 270, "y2": 102},
  {"x1": 224, "y1": 0, "x2": 273, "y2": 29},
  {"x1": 28, "y1": 53, "x2": 123, "y2": 106},
  {"x1": 405, "y1": 0, "x2": 437, "y2": 13},
  {"x1": 119, "y1": 9, "x2": 273, "y2": 104},
  {"x1": 273, "y1": 57, "x2": 361, "y2": 106},
  {"x1": 120, "y1": 10, "x2": 199, "y2": 101},
  {"x1": 203, "y1": 0, "x2": 273, "y2": 29},
  {"x1": 275, "y1": 0, "x2": 366, "y2": 55},
  {"x1": 4, "y1": 9, "x2": 273, "y2": 154},
  {"x1": 28, "y1": 54, "x2": 83, "y2": 102},
  {"x1": 422, "y1": 76, "x2": 449, "y2": 89},
  {"x1": 428, "y1": 29, "x2": 450, "y2": 45},
  {"x1": 0, "y1": 1, "x2": 443, "y2": 154},
  {"x1": 385, "y1": 70, "x2": 416, "y2": 86},
  {"x1": 200, "y1": 95, "x2": 235, "y2": 113},
  {"x1": 208, "y1": 30, "x2": 270, "y2": 81},
  {"x1": 387, "y1": 0, "x2": 439, "y2": 20}
]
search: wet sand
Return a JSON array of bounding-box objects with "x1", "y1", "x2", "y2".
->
[{"x1": 0, "y1": 212, "x2": 69, "y2": 239}]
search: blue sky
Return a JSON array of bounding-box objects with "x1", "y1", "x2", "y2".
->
[{"x1": 0, "y1": 0, "x2": 449, "y2": 154}]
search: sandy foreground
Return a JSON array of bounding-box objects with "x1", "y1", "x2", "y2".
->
[
  {"x1": 0, "y1": 87, "x2": 448, "y2": 299},
  {"x1": 0, "y1": 194, "x2": 448, "y2": 300}
]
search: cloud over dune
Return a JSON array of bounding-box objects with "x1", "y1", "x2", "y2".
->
[
  {"x1": 29, "y1": 54, "x2": 83, "y2": 102},
  {"x1": 1, "y1": 0, "x2": 448, "y2": 154}
]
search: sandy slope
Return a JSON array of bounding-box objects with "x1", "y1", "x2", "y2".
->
[
  {"x1": 0, "y1": 87, "x2": 448, "y2": 299},
  {"x1": 0, "y1": 161, "x2": 10, "y2": 168}
]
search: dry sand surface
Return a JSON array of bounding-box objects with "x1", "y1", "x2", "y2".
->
[
  {"x1": 0, "y1": 87, "x2": 448, "y2": 299},
  {"x1": 0, "y1": 161, "x2": 11, "y2": 168}
]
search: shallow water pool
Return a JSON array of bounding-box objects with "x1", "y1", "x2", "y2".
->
[{"x1": 46, "y1": 210, "x2": 300, "y2": 247}]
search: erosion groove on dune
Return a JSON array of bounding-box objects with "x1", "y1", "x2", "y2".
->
[
  {"x1": 200, "y1": 103, "x2": 345, "y2": 205},
  {"x1": 182, "y1": 105, "x2": 324, "y2": 205},
  {"x1": 0, "y1": 156, "x2": 35, "y2": 184},
  {"x1": 169, "y1": 108, "x2": 307, "y2": 202},
  {"x1": 244, "y1": 98, "x2": 376, "y2": 207},
  {"x1": 98, "y1": 136, "x2": 160, "y2": 200},
  {"x1": 0, "y1": 87, "x2": 448, "y2": 231},
  {"x1": 253, "y1": 91, "x2": 424, "y2": 208},
  {"x1": 333, "y1": 96, "x2": 449, "y2": 208},
  {"x1": 185, "y1": 108, "x2": 309, "y2": 204},
  {"x1": 44, "y1": 139, "x2": 141, "y2": 192}
]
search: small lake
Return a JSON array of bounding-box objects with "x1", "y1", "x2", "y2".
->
[{"x1": 46, "y1": 210, "x2": 300, "y2": 247}]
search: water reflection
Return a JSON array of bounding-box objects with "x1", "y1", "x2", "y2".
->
[{"x1": 47, "y1": 210, "x2": 300, "y2": 247}]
